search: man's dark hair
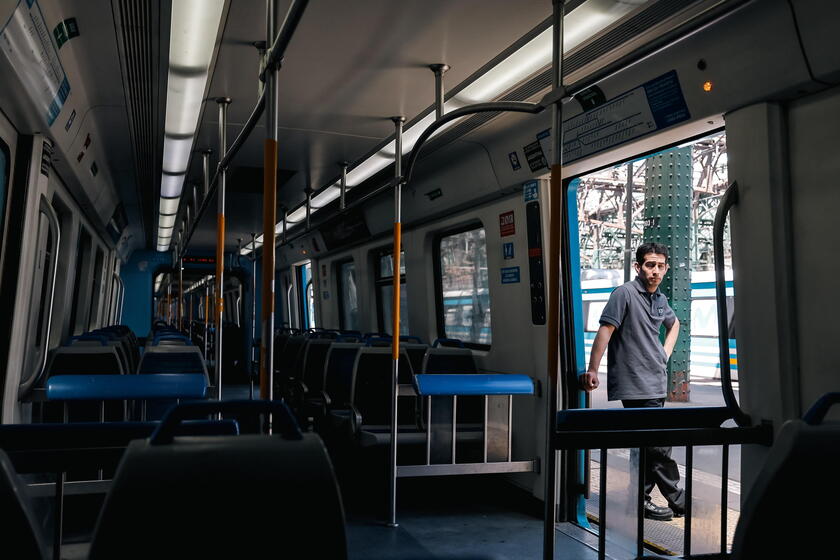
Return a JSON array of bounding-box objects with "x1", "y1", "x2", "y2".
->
[{"x1": 636, "y1": 242, "x2": 669, "y2": 264}]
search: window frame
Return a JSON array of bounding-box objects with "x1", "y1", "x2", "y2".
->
[
  {"x1": 433, "y1": 221, "x2": 491, "y2": 351},
  {"x1": 335, "y1": 257, "x2": 358, "y2": 331},
  {"x1": 373, "y1": 246, "x2": 407, "y2": 335}
]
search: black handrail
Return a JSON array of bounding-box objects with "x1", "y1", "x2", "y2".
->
[
  {"x1": 182, "y1": 0, "x2": 309, "y2": 252},
  {"x1": 714, "y1": 181, "x2": 750, "y2": 426},
  {"x1": 150, "y1": 400, "x2": 301, "y2": 444}
]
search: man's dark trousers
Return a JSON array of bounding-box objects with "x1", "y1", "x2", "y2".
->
[{"x1": 621, "y1": 397, "x2": 685, "y2": 511}]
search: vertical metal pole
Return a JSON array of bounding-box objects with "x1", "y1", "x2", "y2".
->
[
  {"x1": 598, "y1": 449, "x2": 607, "y2": 560},
  {"x1": 250, "y1": 232, "x2": 258, "y2": 400},
  {"x1": 429, "y1": 63, "x2": 449, "y2": 119},
  {"x1": 451, "y1": 395, "x2": 457, "y2": 464},
  {"x1": 544, "y1": 1, "x2": 564, "y2": 558},
  {"x1": 282, "y1": 208, "x2": 288, "y2": 244},
  {"x1": 623, "y1": 162, "x2": 633, "y2": 283},
  {"x1": 204, "y1": 283, "x2": 210, "y2": 361},
  {"x1": 483, "y1": 395, "x2": 489, "y2": 463},
  {"x1": 215, "y1": 97, "x2": 231, "y2": 401},
  {"x1": 685, "y1": 445, "x2": 694, "y2": 557},
  {"x1": 202, "y1": 150, "x2": 212, "y2": 198},
  {"x1": 167, "y1": 282, "x2": 172, "y2": 325},
  {"x1": 636, "y1": 448, "x2": 646, "y2": 558},
  {"x1": 339, "y1": 162, "x2": 348, "y2": 211},
  {"x1": 179, "y1": 256, "x2": 184, "y2": 330},
  {"x1": 388, "y1": 115, "x2": 405, "y2": 528},
  {"x1": 261, "y1": 0, "x2": 280, "y2": 406},
  {"x1": 188, "y1": 291, "x2": 193, "y2": 339},
  {"x1": 721, "y1": 444, "x2": 729, "y2": 555},
  {"x1": 305, "y1": 187, "x2": 312, "y2": 230},
  {"x1": 425, "y1": 396, "x2": 432, "y2": 465}
]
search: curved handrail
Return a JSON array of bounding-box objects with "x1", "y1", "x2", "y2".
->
[
  {"x1": 802, "y1": 392, "x2": 840, "y2": 425},
  {"x1": 402, "y1": 101, "x2": 543, "y2": 185},
  {"x1": 151, "y1": 400, "x2": 301, "y2": 444},
  {"x1": 713, "y1": 181, "x2": 749, "y2": 426}
]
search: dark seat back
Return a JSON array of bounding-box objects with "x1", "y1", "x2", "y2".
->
[
  {"x1": 733, "y1": 417, "x2": 840, "y2": 559},
  {"x1": 301, "y1": 339, "x2": 333, "y2": 395},
  {"x1": 351, "y1": 348, "x2": 414, "y2": 426},
  {"x1": 323, "y1": 343, "x2": 363, "y2": 407},
  {"x1": 88, "y1": 434, "x2": 346, "y2": 559},
  {"x1": 421, "y1": 347, "x2": 482, "y2": 425},
  {"x1": 0, "y1": 450, "x2": 46, "y2": 559}
]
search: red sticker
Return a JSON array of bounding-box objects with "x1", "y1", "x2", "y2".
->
[{"x1": 499, "y1": 211, "x2": 515, "y2": 237}]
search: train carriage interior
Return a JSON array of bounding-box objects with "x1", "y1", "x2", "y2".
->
[{"x1": 0, "y1": 0, "x2": 839, "y2": 558}]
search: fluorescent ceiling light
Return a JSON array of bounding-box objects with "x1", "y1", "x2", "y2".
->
[
  {"x1": 286, "y1": 206, "x2": 307, "y2": 223},
  {"x1": 170, "y1": 0, "x2": 226, "y2": 69},
  {"x1": 159, "y1": 214, "x2": 176, "y2": 229},
  {"x1": 162, "y1": 136, "x2": 193, "y2": 173},
  {"x1": 310, "y1": 185, "x2": 341, "y2": 208},
  {"x1": 164, "y1": 73, "x2": 209, "y2": 136},
  {"x1": 346, "y1": 154, "x2": 391, "y2": 187},
  {"x1": 161, "y1": 174, "x2": 185, "y2": 198},
  {"x1": 160, "y1": 197, "x2": 180, "y2": 215}
]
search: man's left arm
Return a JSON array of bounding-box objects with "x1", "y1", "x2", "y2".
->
[{"x1": 663, "y1": 318, "x2": 680, "y2": 359}]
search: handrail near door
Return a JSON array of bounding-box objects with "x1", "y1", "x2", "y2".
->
[
  {"x1": 20, "y1": 195, "x2": 61, "y2": 396},
  {"x1": 713, "y1": 181, "x2": 749, "y2": 426}
]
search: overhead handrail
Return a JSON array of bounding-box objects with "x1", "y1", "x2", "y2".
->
[
  {"x1": 713, "y1": 181, "x2": 749, "y2": 426},
  {"x1": 182, "y1": 0, "x2": 309, "y2": 252}
]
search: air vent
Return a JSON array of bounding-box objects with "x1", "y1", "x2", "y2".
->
[{"x1": 113, "y1": 0, "x2": 161, "y2": 247}]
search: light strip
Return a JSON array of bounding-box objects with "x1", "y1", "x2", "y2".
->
[
  {"x1": 239, "y1": 1, "x2": 649, "y2": 255},
  {"x1": 156, "y1": 0, "x2": 225, "y2": 252}
]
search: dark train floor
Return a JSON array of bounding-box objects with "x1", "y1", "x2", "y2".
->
[{"x1": 339, "y1": 463, "x2": 598, "y2": 560}]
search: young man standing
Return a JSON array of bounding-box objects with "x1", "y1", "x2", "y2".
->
[{"x1": 581, "y1": 242, "x2": 684, "y2": 521}]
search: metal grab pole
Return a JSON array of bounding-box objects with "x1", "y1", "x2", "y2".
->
[
  {"x1": 339, "y1": 162, "x2": 348, "y2": 211},
  {"x1": 215, "y1": 97, "x2": 231, "y2": 401},
  {"x1": 249, "y1": 232, "x2": 257, "y2": 400},
  {"x1": 202, "y1": 150, "x2": 212, "y2": 198},
  {"x1": 204, "y1": 284, "x2": 210, "y2": 362},
  {"x1": 429, "y1": 63, "x2": 449, "y2": 119},
  {"x1": 544, "y1": 1, "x2": 564, "y2": 559},
  {"x1": 261, "y1": 0, "x2": 280, "y2": 406},
  {"x1": 387, "y1": 115, "x2": 405, "y2": 528},
  {"x1": 178, "y1": 255, "x2": 184, "y2": 330}
]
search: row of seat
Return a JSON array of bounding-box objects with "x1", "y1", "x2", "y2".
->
[
  {"x1": 272, "y1": 331, "x2": 485, "y2": 450},
  {"x1": 1, "y1": 400, "x2": 348, "y2": 559}
]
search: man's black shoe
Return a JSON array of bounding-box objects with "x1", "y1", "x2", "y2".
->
[
  {"x1": 644, "y1": 501, "x2": 674, "y2": 521},
  {"x1": 670, "y1": 505, "x2": 685, "y2": 518}
]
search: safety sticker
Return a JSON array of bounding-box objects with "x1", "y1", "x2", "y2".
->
[{"x1": 501, "y1": 266, "x2": 520, "y2": 284}]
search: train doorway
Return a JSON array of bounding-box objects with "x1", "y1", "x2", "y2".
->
[{"x1": 564, "y1": 131, "x2": 740, "y2": 556}]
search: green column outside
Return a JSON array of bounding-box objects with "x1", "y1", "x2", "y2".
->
[{"x1": 644, "y1": 147, "x2": 692, "y2": 402}]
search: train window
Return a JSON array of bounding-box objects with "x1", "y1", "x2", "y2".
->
[
  {"x1": 296, "y1": 261, "x2": 315, "y2": 329},
  {"x1": 88, "y1": 247, "x2": 105, "y2": 331},
  {"x1": 337, "y1": 259, "x2": 359, "y2": 331},
  {"x1": 69, "y1": 227, "x2": 93, "y2": 335},
  {"x1": 436, "y1": 225, "x2": 491, "y2": 347},
  {"x1": 375, "y1": 249, "x2": 408, "y2": 336}
]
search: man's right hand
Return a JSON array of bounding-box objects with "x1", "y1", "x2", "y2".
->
[{"x1": 580, "y1": 371, "x2": 600, "y2": 392}]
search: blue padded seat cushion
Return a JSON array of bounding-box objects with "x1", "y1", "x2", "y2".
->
[
  {"x1": 413, "y1": 374, "x2": 534, "y2": 396},
  {"x1": 46, "y1": 374, "x2": 207, "y2": 401}
]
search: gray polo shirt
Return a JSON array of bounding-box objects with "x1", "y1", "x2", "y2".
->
[{"x1": 599, "y1": 276, "x2": 676, "y2": 400}]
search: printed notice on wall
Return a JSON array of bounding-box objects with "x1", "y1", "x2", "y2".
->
[
  {"x1": 537, "y1": 71, "x2": 689, "y2": 165},
  {"x1": 0, "y1": 0, "x2": 70, "y2": 125}
]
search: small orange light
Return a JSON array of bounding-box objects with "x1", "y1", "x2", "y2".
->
[{"x1": 703, "y1": 81, "x2": 713, "y2": 92}]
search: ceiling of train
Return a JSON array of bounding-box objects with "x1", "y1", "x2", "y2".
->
[{"x1": 181, "y1": 0, "x2": 558, "y2": 253}]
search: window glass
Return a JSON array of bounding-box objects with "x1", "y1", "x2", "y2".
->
[
  {"x1": 338, "y1": 260, "x2": 359, "y2": 330},
  {"x1": 375, "y1": 249, "x2": 408, "y2": 335},
  {"x1": 439, "y1": 226, "x2": 491, "y2": 345}
]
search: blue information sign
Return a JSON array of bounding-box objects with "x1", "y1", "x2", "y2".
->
[
  {"x1": 523, "y1": 180, "x2": 539, "y2": 202},
  {"x1": 501, "y1": 266, "x2": 520, "y2": 284}
]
